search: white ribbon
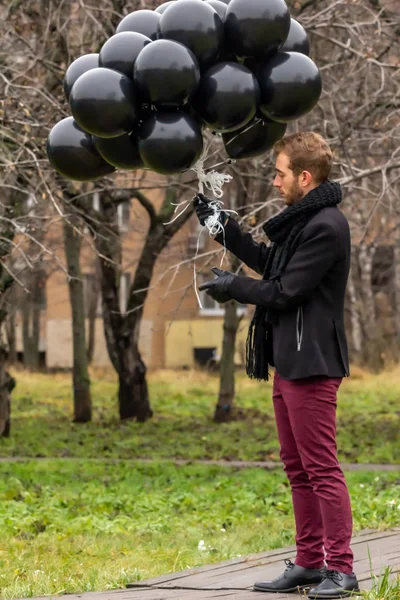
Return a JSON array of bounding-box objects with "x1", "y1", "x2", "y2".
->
[
  {"x1": 163, "y1": 141, "x2": 237, "y2": 309},
  {"x1": 191, "y1": 145, "x2": 237, "y2": 308}
]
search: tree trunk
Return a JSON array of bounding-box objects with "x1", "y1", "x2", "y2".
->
[
  {"x1": 5, "y1": 290, "x2": 17, "y2": 364},
  {"x1": 63, "y1": 216, "x2": 92, "y2": 423},
  {"x1": 0, "y1": 347, "x2": 15, "y2": 438},
  {"x1": 87, "y1": 188, "x2": 194, "y2": 421},
  {"x1": 0, "y1": 348, "x2": 9, "y2": 437},
  {"x1": 214, "y1": 299, "x2": 241, "y2": 422},
  {"x1": 347, "y1": 248, "x2": 362, "y2": 357},
  {"x1": 0, "y1": 190, "x2": 19, "y2": 435},
  {"x1": 394, "y1": 244, "x2": 400, "y2": 344},
  {"x1": 358, "y1": 243, "x2": 379, "y2": 369},
  {"x1": 98, "y1": 219, "x2": 158, "y2": 421},
  {"x1": 87, "y1": 302, "x2": 96, "y2": 364},
  {"x1": 214, "y1": 183, "x2": 246, "y2": 423},
  {"x1": 22, "y1": 284, "x2": 41, "y2": 370},
  {"x1": 86, "y1": 265, "x2": 100, "y2": 365},
  {"x1": 118, "y1": 342, "x2": 152, "y2": 422}
]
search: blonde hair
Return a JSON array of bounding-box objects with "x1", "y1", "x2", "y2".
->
[{"x1": 274, "y1": 132, "x2": 333, "y2": 184}]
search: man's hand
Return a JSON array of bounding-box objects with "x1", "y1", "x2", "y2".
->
[
  {"x1": 193, "y1": 193, "x2": 228, "y2": 227},
  {"x1": 198, "y1": 267, "x2": 236, "y2": 303}
]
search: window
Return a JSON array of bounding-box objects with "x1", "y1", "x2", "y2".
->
[
  {"x1": 35, "y1": 272, "x2": 47, "y2": 310},
  {"x1": 118, "y1": 201, "x2": 130, "y2": 232},
  {"x1": 93, "y1": 192, "x2": 100, "y2": 212},
  {"x1": 83, "y1": 273, "x2": 102, "y2": 317},
  {"x1": 120, "y1": 273, "x2": 131, "y2": 315},
  {"x1": 189, "y1": 223, "x2": 206, "y2": 252},
  {"x1": 198, "y1": 273, "x2": 247, "y2": 316},
  {"x1": 83, "y1": 272, "x2": 131, "y2": 317},
  {"x1": 16, "y1": 270, "x2": 47, "y2": 311}
]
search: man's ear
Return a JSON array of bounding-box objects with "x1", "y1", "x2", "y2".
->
[{"x1": 300, "y1": 170, "x2": 313, "y2": 187}]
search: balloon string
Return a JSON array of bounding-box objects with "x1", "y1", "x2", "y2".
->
[
  {"x1": 224, "y1": 117, "x2": 263, "y2": 147},
  {"x1": 163, "y1": 140, "x2": 236, "y2": 309},
  {"x1": 191, "y1": 141, "x2": 236, "y2": 309},
  {"x1": 190, "y1": 117, "x2": 263, "y2": 308}
]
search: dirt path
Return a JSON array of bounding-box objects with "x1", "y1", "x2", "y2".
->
[{"x1": 0, "y1": 456, "x2": 399, "y2": 470}]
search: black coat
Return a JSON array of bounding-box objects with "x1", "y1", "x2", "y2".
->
[{"x1": 215, "y1": 206, "x2": 351, "y2": 380}]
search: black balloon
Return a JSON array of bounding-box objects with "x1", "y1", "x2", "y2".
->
[
  {"x1": 155, "y1": 1, "x2": 176, "y2": 14},
  {"x1": 158, "y1": 0, "x2": 224, "y2": 67},
  {"x1": 223, "y1": 116, "x2": 286, "y2": 159},
  {"x1": 116, "y1": 10, "x2": 160, "y2": 40},
  {"x1": 184, "y1": 103, "x2": 206, "y2": 130},
  {"x1": 99, "y1": 32, "x2": 151, "y2": 78},
  {"x1": 242, "y1": 56, "x2": 261, "y2": 75},
  {"x1": 205, "y1": 0, "x2": 227, "y2": 19},
  {"x1": 69, "y1": 67, "x2": 139, "y2": 138},
  {"x1": 225, "y1": 0, "x2": 290, "y2": 58},
  {"x1": 258, "y1": 51, "x2": 322, "y2": 123},
  {"x1": 281, "y1": 18, "x2": 310, "y2": 56},
  {"x1": 46, "y1": 117, "x2": 115, "y2": 181},
  {"x1": 93, "y1": 131, "x2": 144, "y2": 170},
  {"x1": 138, "y1": 112, "x2": 203, "y2": 174},
  {"x1": 192, "y1": 62, "x2": 259, "y2": 132},
  {"x1": 134, "y1": 39, "x2": 200, "y2": 107},
  {"x1": 63, "y1": 54, "x2": 99, "y2": 100}
]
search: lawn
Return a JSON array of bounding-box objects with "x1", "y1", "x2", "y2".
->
[
  {"x1": 0, "y1": 367, "x2": 399, "y2": 599},
  {"x1": 1, "y1": 366, "x2": 399, "y2": 464},
  {"x1": 0, "y1": 460, "x2": 399, "y2": 599}
]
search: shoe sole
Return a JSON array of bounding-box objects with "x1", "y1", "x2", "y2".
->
[
  {"x1": 307, "y1": 590, "x2": 361, "y2": 599},
  {"x1": 253, "y1": 583, "x2": 319, "y2": 593}
]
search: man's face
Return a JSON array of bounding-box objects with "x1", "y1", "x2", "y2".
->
[{"x1": 273, "y1": 152, "x2": 305, "y2": 206}]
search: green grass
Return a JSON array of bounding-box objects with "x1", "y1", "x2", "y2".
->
[
  {"x1": 1, "y1": 367, "x2": 399, "y2": 464},
  {"x1": 365, "y1": 566, "x2": 400, "y2": 599},
  {"x1": 0, "y1": 460, "x2": 399, "y2": 599},
  {"x1": 0, "y1": 368, "x2": 399, "y2": 598}
]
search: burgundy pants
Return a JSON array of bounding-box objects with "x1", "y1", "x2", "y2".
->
[{"x1": 273, "y1": 372, "x2": 354, "y2": 574}]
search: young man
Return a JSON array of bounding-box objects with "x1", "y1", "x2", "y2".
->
[{"x1": 194, "y1": 132, "x2": 359, "y2": 599}]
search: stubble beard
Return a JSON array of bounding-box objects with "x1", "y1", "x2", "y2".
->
[{"x1": 284, "y1": 181, "x2": 305, "y2": 206}]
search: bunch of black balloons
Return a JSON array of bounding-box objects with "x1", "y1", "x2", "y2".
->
[{"x1": 47, "y1": 0, "x2": 322, "y2": 182}]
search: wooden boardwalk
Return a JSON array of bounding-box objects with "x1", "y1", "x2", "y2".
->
[{"x1": 27, "y1": 529, "x2": 400, "y2": 600}]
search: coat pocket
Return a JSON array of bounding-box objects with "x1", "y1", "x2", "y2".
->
[{"x1": 333, "y1": 319, "x2": 350, "y2": 376}]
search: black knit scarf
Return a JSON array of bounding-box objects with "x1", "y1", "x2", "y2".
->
[{"x1": 245, "y1": 179, "x2": 343, "y2": 381}]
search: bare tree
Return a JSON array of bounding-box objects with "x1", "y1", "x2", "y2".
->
[
  {"x1": 63, "y1": 212, "x2": 92, "y2": 423},
  {"x1": 0, "y1": 0, "x2": 399, "y2": 437}
]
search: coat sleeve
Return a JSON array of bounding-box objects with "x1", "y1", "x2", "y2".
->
[
  {"x1": 226, "y1": 220, "x2": 339, "y2": 311},
  {"x1": 214, "y1": 218, "x2": 270, "y2": 275}
]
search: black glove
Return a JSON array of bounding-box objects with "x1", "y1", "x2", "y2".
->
[
  {"x1": 198, "y1": 267, "x2": 236, "y2": 304},
  {"x1": 193, "y1": 193, "x2": 228, "y2": 227}
]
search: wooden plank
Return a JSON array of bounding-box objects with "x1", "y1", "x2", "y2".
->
[
  {"x1": 182, "y1": 538, "x2": 400, "y2": 589},
  {"x1": 131, "y1": 546, "x2": 296, "y2": 588},
  {"x1": 21, "y1": 530, "x2": 400, "y2": 600},
  {"x1": 134, "y1": 529, "x2": 400, "y2": 589},
  {"x1": 137, "y1": 532, "x2": 400, "y2": 590},
  {"x1": 27, "y1": 586, "x2": 304, "y2": 600}
]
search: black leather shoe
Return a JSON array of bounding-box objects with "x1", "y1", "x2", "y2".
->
[
  {"x1": 253, "y1": 559, "x2": 327, "y2": 593},
  {"x1": 307, "y1": 570, "x2": 360, "y2": 598}
]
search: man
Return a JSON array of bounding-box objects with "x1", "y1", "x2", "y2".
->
[{"x1": 194, "y1": 132, "x2": 359, "y2": 599}]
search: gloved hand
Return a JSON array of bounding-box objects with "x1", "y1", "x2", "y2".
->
[
  {"x1": 198, "y1": 267, "x2": 237, "y2": 304},
  {"x1": 193, "y1": 193, "x2": 229, "y2": 227}
]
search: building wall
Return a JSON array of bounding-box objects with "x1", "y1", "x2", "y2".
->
[
  {"x1": 46, "y1": 318, "x2": 153, "y2": 368},
  {"x1": 165, "y1": 318, "x2": 250, "y2": 369}
]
